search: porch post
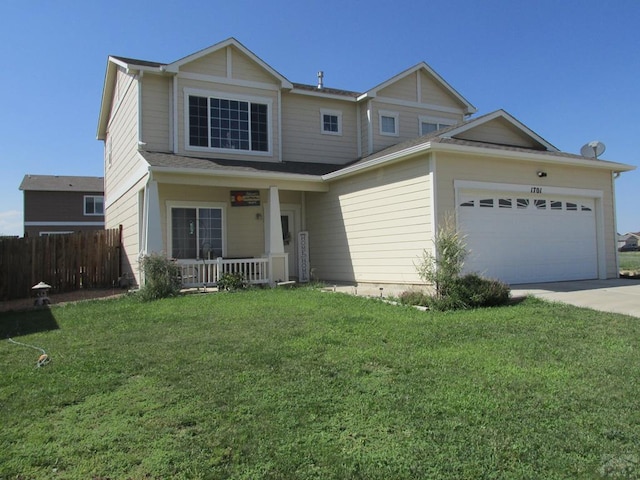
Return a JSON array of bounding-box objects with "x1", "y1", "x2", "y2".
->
[
  {"x1": 266, "y1": 186, "x2": 288, "y2": 284},
  {"x1": 144, "y1": 180, "x2": 164, "y2": 255}
]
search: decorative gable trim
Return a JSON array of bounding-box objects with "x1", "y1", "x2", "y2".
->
[
  {"x1": 165, "y1": 37, "x2": 293, "y2": 89},
  {"x1": 443, "y1": 110, "x2": 558, "y2": 152},
  {"x1": 358, "y1": 62, "x2": 477, "y2": 115}
]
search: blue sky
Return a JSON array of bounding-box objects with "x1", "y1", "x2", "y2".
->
[{"x1": 0, "y1": 0, "x2": 638, "y2": 235}]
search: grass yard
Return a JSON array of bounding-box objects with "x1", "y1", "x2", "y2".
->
[
  {"x1": 2, "y1": 289, "x2": 640, "y2": 479},
  {"x1": 620, "y1": 251, "x2": 640, "y2": 273}
]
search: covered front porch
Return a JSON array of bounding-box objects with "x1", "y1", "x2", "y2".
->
[{"x1": 140, "y1": 168, "x2": 323, "y2": 287}]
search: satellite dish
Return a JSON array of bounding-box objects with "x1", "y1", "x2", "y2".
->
[{"x1": 580, "y1": 140, "x2": 606, "y2": 159}]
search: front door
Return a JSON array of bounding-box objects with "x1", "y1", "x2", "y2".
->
[{"x1": 281, "y1": 211, "x2": 296, "y2": 279}]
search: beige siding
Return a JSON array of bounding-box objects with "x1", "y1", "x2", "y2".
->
[
  {"x1": 378, "y1": 73, "x2": 417, "y2": 102},
  {"x1": 454, "y1": 117, "x2": 542, "y2": 148},
  {"x1": 230, "y1": 46, "x2": 274, "y2": 84},
  {"x1": 419, "y1": 70, "x2": 463, "y2": 110},
  {"x1": 281, "y1": 93, "x2": 358, "y2": 164},
  {"x1": 105, "y1": 175, "x2": 147, "y2": 284},
  {"x1": 105, "y1": 67, "x2": 140, "y2": 205},
  {"x1": 434, "y1": 152, "x2": 619, "y2": 278},
  {"x1": 141, "y1": 74, "x2": 171, "y2": 152},
  {"x1": 180, "y1": 48, "x2": 228, "y2": 77},
  {"x1": 306, "y1": 156, "x2": 432, "y2": 284}
]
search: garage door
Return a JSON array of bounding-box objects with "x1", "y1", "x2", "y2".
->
[{"x1": 458, "y1": 191, "x2": 598, "y2": 284}]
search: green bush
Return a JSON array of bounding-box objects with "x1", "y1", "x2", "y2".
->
[
  {"x1": 425, "y1": 274, "x2": 511, "y2": 311},
  {"x1": 138, "y1": 254, "x2": 182, "y2": 302},
  {"x1": 398, "y1": 289, "x2": 431, "y2": 306},
  {"x1": 217, "y1": 272, "x2": 248, "y2": 291}
]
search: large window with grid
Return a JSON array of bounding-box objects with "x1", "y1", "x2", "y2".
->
[
  {"x1": 170, "y1": 206, "x2": 223, "y2": 260},
  {"x1": 187, "y1": 92, "x2": 270, "y2": 153}
]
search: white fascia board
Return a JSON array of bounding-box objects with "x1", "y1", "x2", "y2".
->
[
  {"x1": 289, "y1": 88, "x2": 357, "y2": 102},
  {"x1": 432, "y1": 141, "x2": 636, "y2": 172},
  {"x1": 323, "y1": 140, "x2": 635, "y2": 181},
  {"x1": 97, "y1": 61, "x2": 117, "y2": 140}
]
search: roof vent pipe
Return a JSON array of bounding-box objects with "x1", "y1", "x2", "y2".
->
[{"x1": 317, "y1": 71, "x2": 324, "y2": 89}]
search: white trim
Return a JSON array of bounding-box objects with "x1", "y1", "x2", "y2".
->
[
  {"x1": 177, "y1": 71, "x2": 280, "y2": 92},
  {"x1": 376, "y1": 96, "x2": 464, "y2": 116},
  {"x1": 25, "y1": 221, "x2": 105, "y2": 227},
  {"x1": 416, "y1": 71, "x2": 422, "y2": 103},
  {"x1": 320, "y1": 108, "x2": 343, "y2": 136},
  {"x1": 137, "y1": 71, "x2": 143, "y2": 144},
  {"x1": 366, "y1": 100, "x2": 373, "y2": 155},
  {"x1": 183, "y1": 88, "x2": 273, "y2": 157},
  {"x1": 39, "y1": 231, "x2": 74, "y2": 236},
  {"x1": 379, "y1": 109, "x2": 399, "y2": 136},
  {"x1": 226, "y1": 46, "x2": 232, "y2": 78},
  {"x1": 277, "y1": 89, "x2": 283, "y2": 162},
  {"x1": 171, "y1": 75, "x2": 178, "y2": 152},
  {"x1": 289, "y1": 88, "x2": 357, "y2": 102},
  {"x1": 166, "y1": 201, "x2": 227, "y2": 259},
  {"x1": 356, "y1": 103, "x2": 362, "y2": 158},
  {"x1": 429, "y1": 153, "x2": 437, "y2": 255}
]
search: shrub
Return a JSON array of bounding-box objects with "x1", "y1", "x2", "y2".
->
[
  {"x1": 138, "y1": 254, "x2": 182, "y2": 301},
  {"x1": 424, "y1": 274, "x2": 511, "y2": 311},
  {"x1": 217, "y1": 272, "x2": 248, "y2": 291},
  {"x1": 398, "y1": 290, "x2": 431, "y2": 306}
]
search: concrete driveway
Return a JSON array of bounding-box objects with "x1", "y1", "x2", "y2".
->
[{"x1": 510, "y1": 278, "x2": 640, "y2": 318}]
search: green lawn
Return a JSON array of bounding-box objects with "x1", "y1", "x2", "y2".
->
[
  {"x1": 620, "y1": 251, "x2": 640, "y2": 272},
  {"x1": 2, "y1": 289, "x2": 640, "y2": 479}
]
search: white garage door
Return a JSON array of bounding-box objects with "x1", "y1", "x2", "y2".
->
[{"x1": 458, "y1": 191, "x2": 598, "y2": 284}]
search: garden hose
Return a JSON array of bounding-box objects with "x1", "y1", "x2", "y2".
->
[{"x1": 8, "y1": 338, "x2": 51, "y2": 368}]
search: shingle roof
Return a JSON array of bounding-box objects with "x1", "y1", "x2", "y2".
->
[
  {"x1": 292, "y1": 83, "x2": 360, "y2": 98},
  {"x1": 141, "y1": 151, "x2": 344, "y2": 176},
  {"x1": 19, "y1": 175, "x2": 104, "y2": 192},
  {"x1": 110, "y1": 55, "x2": 165, "y2": 68}
]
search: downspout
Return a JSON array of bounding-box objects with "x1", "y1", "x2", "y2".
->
[
  {"x1": 137, "y1": 71, "x2": 144, "y2": 146},
  {"x1": 172, "y1": 74, "x2": 178, "y2": 153},
  {"x1": 612, "y1": 171, "x2": 621, "y2": 277}
]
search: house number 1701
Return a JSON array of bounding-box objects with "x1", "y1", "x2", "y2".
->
[{"x1": 530, "y1": 187, "x2": 542, "y2": 193}]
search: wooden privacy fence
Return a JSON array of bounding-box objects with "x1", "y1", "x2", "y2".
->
[{"x1": 0, "y1": 228, "x2": 121, "y2": 301}]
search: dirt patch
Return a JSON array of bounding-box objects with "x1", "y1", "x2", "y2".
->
[{"x1": 0, "y1": 288, "x2": 127, "y2": 313}]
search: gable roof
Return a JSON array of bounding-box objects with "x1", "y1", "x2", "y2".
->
[
  {"x1": 20, "y1": 175, "x2": 104, "y2": 192},
  {"x1": 359, "y1": 62, "x2": 477, "y2": 115},
  {"x1": 165, "y1": 37, "x2": 293, "y2": 89},
  {"x1": 324, "y1": 110, "x2": 634, "y2": 180}
]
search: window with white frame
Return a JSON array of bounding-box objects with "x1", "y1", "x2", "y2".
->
[
  {"x1": 379, "y1": 110, "x2": 399, "y2": 136},
  {"x1": 419, "y1": 116, "x2": 454, "y2": 135},
  {"x1": 186, "y1": 91, "x2": 270, "y2": 153},
  {"x1": 320, "y1": 109, "x2": 342, "y2": 135},
  {"x1": 84, "y1": 196, "x2": 104, "y2": 216},
  {"x1": 170, "y1": 205, "x2": 224, "y2": 260}
]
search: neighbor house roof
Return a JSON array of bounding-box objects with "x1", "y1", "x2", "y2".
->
[{"x1": 19, "y1": 175, "x2": 104, "y2": 192}]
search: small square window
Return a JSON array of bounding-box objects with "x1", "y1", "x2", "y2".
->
[
  {"x1": 566, "y1": 202, "x2": 577, "y2": 211},
  {"x1": 534, "y1": 199, "x2": 547, "y2": 210},
  {"x1": 499, "y1": 198, "x2": 512, "y2": 208},
  {"x1": 320, "y1": 109, "x2": 342, "y2": 135},
  {"x1": 379, "y1": 110, "x2": 399, "y2": 136},
  {"x1": 479, "y1": 198, "x2": 494, "y2": 208},
  {"x1": 550, "y1": 201, "x2": 562, "y2": 210}
]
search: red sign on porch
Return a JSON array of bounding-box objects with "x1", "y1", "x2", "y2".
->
[{"x1": 230, "y1": 190, "x2": 261, "y2": 207}]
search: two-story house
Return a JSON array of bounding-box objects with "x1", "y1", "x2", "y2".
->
[
  {"x1": 20, "y1": 174, "x2": 105, "y2": 237},
  {"x1": 97, "y1": 38, "x2": 633, "y2": 288}
]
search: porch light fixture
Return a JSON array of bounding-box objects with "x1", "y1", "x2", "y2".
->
[{"x1": 537, "y1": 171, "x2": 547, "y2": 178}]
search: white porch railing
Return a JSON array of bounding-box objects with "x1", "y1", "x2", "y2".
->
[{"x1": 177, "y1": 257, "x2": 270, "y2": 288}]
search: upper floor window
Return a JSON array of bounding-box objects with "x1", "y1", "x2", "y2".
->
[
  {"x1": 186, "y1": 91, "x2": 270, "y2": 154},
  {"x1": 84, "y1": 196, "x2": 104, "y2": 216},
  {"x1": 379, "y1": 110, "x2": 399, "y2": 136},
  {"x1": 419, "y1": 116, "x2": 453, "y2": 135},
  {"x1": 320, "y1": 109, "x2": 342, "y2": 136}
]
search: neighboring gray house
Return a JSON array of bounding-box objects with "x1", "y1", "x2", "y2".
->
[
  {"x1": 19, "y1": 175, "x2": 105, "y2": 237},
  {"x1": 618, "y1": 232, "x2": 639, "y2": 251}
]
